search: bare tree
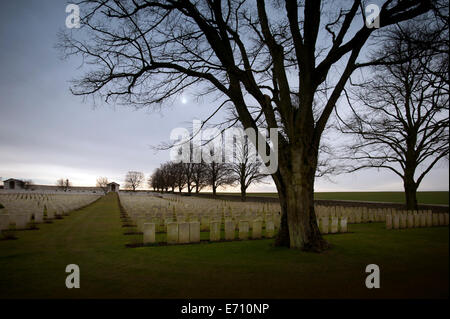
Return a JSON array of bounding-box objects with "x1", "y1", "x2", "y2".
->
[
  {"x1": 229, "y1": 134, "x2": 267, "y2": 201},
  {"x1": 148, "y1": 173, "x2": 155, "y2": 191},
  {"x1": 192, "y1": 162, "x2": 208, "y2": 193},
  {"x1": 149, "y1": 168, "x2": 164, "y2": 192},
  {"x1": 163, "y1": 162, "x2": 178, "y2": 192},
  {"x1": 205, "y1": 161, "x2": 234, "y2": 196},
  {"x1": 173, "y1": 163, "x2": 185, "y2": 193},
  {"x1": 56, "y1": 178, "x2": 72, "y2": 192},
  {"x1": 96, "y1": 177, "x2": 109, "y2": 195},
  {"x1": 60, "y1": 0, "x2": 431, "y2": 251},
  {"x1": 339, "y1": 19, "x2": 449, "y2": 210},
  {"x1": 183, "y1": 163, "x2": 195, "y2": 194},
  {"x1": 124, "y1": 171, "x2": 144, "y2": 191}
]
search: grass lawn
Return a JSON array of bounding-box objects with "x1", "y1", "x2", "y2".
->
[
  {"x1": 0, "y1": 193, "x2": 448, "y2": 299},
  {"x1": 215, "y1": 191, "x2": 449, "y2": 205}
]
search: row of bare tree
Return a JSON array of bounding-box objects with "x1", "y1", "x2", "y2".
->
[{"x1": 150, "y1": 148, "x2": 267, "y2": 201}]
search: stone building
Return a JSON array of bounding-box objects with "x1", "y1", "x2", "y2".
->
[
  {"x1": 2, "y1": 179, "x2": 25, "y2": 190},
  {"x1": 107, "y1": 182, "x2": 120, "y2": 193}
]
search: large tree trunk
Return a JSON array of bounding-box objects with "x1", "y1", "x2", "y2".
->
[
  {"x1": 274, "y1": 146, "x2": 329, "y2": 252},
  {"x1": 274, "y1": 203, "x2": 290, "y2": 247},
  {"x1": 240, "y1": 183, "x2": 247, "y2": 202},
  {"x1": 404, "y1": 176, "x2": 418, "y2": 210},
  {"x1": 403, "y1": 146, "x2": 419, "y2": 209}
]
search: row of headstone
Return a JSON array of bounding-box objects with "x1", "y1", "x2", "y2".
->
[
  {"x1": 0, "y1": 194, "x2": 100, "y2": 216},
  {"x1": 386, "y1": 212, "x2": 449, "y2": 229},
  {"x1": 319, "y1": 217, "x2": 348, "y2": 234},
  {"x1": 0, "y1": 194, "x2": 100, "y2": 238},
  {"x1": 315, "y1": 206, "x2": 411, "y2": 225},
  {"x1": 142, "y1": 221, "x2": 201, "y2": 245},
  {"x1": 120, "y1": 193, "x2": 282, "y2": 229},
  {"x1": 129, "y1": 209, "x2": 281, "y2": 235},
  {"x1": 0, "y1": 213, "x2": 33, "y2": 232},
  {"x1": 142, "y1": 219, "x2": 276, "y2": 245}
]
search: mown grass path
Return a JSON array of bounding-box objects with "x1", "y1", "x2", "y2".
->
[{"x1": 0, "y1": 193, "x2": 448, "y2": 298}]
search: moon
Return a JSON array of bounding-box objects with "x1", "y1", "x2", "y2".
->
[{"x1": 181, "y1": 96, "x2": 188, "y2": 104}]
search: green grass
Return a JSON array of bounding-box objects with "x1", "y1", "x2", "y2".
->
[
  {"x1": 0, "y1": 193, "x2": 448, "y2": 299},
  {"x1": 214, "y1": 191, "x2": 449, "y2": 205}
]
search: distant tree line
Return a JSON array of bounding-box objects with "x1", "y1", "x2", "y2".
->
[
  {"x1": 149, "y1": 143, "x2": 267, "y2": 201},
  {"x1": 56, "y1": 178, "x2": 72, "y2": 192}
]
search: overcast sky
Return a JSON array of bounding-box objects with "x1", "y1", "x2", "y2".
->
[{"x1": 0, "y1": 0, "x2": 448, "y2": 192}]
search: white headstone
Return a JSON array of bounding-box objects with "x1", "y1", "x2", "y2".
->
[
  {"x1": 189, "y1": 221, "x2": 200, "y2": 243},
  {"x1": 432, "y1": 213, "x2": 439, "y2": 226},
  {"x1": 252, "y1": 219, "x2": 262, "y2": 239},
  {"x1": 35, "y1": 211, "x2": 44, "y2": 223},
  {"x1": 413, "y1": 213, "x2": 420, "y2": 228},
  {"x1": 393, "y1": 214, "x2": 400, "y2": 229},
  {"x1": 210, "y1": 221, "x2": 221, "y2": 241},
  {"x1": 178, "y1": 222, "x2": 190, "y2": 244},
  {"x1": 320, "y1": 217, "x2": 329, "y2": 234},
  {"x1": 426, "y1": 212, "x2": 433, "y2": 227},
  {"x1": 224, "y1": 219, "x2": 235, "y2": 240},
  {"x1": 407, "y1": 214, "x2": 414, "y2": 228},
  {"x1": 438, "y1": 213, "x2": 445, "y2": 226},
  {"x1": 420, "y1": 213, "x2": 426, "y2": 227},
  {"x1": 339, "y1": 217, "x2": 348, "y2": 233},
  {"x1": 400, "y1": 214, "x2": 407, "y2": 229},
  {"x1": 386, "y1": 214, "x2": 392, "y2": 230},
  {"x1": 330, "y1": 217, "x2": 338, "y2": 233},
  {"x1": 368, "y1": 211, "x2": 375, "y2": 222},
  {"x1": 143, "y1": 223, "x2": 156, "y2": 244},
  {"x1": 265, "y1": 220, "x2": 275, "y2": 238},
  {"x1": 167, "y1": 222, "x2": 178, "y2": 244},
  {"x1": 355, "y1": 210, "x2": 362, "y2": 224},
  {"x1": 238, "y1": 221, "x2": 249, "y2": 240}
]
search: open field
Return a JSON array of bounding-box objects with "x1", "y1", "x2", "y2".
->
[
  {"x1": 0, "y1": 193, "x2": 448, "y2": 299},
  {"x1": 210, "y1": 191, "x2": 450, "y2": 205}
]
